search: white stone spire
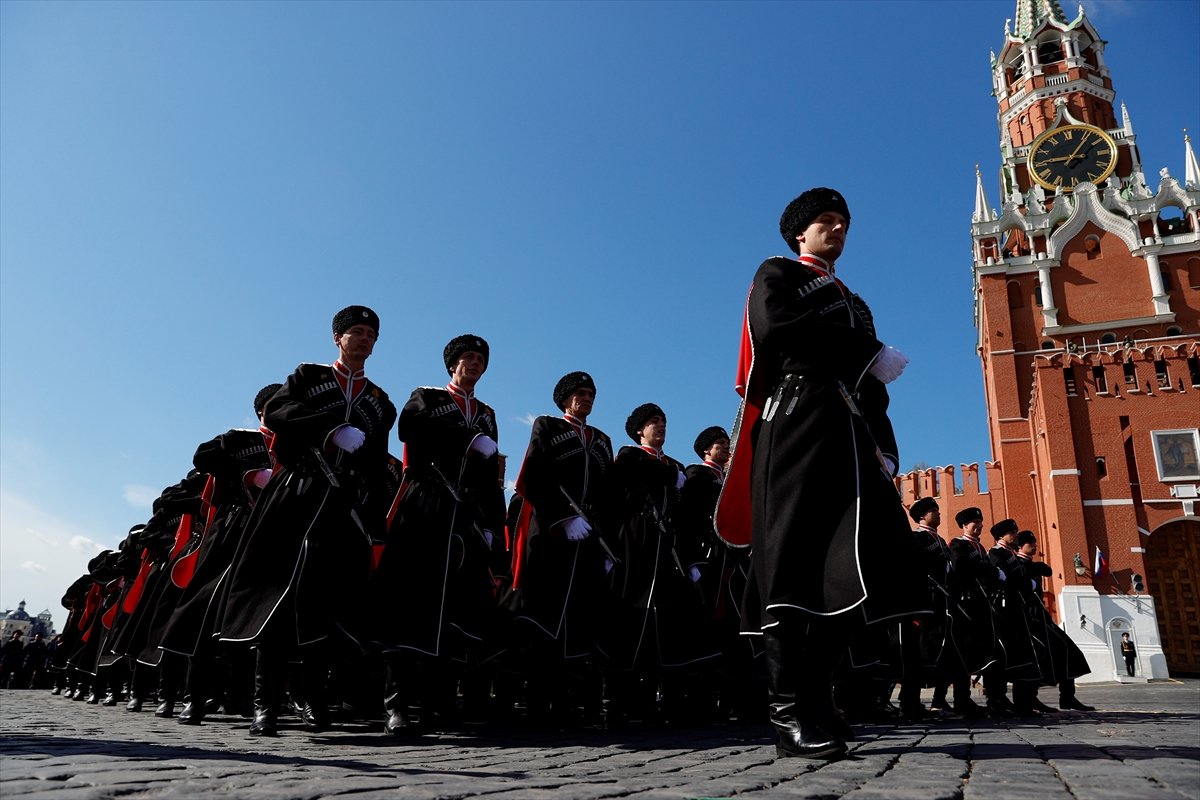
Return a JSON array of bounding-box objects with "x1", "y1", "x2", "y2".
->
[
  {"x1": 973, "y1": 165, "x2": 997, "y2": 223},
  {"x1": 1184, "y1": 129, "x2": 1200, "y2": 191},
  {"x1": 1121, "y1": 102, "x2": 1134, "y2": 137}
]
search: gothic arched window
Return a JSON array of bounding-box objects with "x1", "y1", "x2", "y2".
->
[{"x1": 1007, "y1": 281, "x2": 1023, "y2": 309}]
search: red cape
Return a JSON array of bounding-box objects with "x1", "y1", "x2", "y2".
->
[{"x1": 713, "y1": 286, "x2": 762, "y2": 548}]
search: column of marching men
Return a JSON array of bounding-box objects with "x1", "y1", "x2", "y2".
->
[
  {"x1": 42, "y1": 307, "x2": 743, "y2": 735},
  {"x1": 24, "y1": 187, "x2": 1105, "y2": 760},
  {"x1": 41, "y1": 303, "x2": 1096, "y2": 741}
]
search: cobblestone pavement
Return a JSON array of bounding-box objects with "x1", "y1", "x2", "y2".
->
[{"x1": 2, "y1": 681, "x2": 1197, "y2": 800}]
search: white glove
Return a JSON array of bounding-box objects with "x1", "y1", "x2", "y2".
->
[
  {"x1": 868, "y1": 345, "x2": 909, "y2": 384},
  {"x1": 604, "y1": 558, "x2": 614, "y2": 574},
  {"x1": 482, "y1": 529, "x2": 495, "y2": 549},
  {"x1": 563, "y1": 516, "x2": 591, "y2": 542},
  {"x1": 997, "y1": 569, "x2": 1007, "y2": 582},
  {"x1": 469, "y1": 435, "x2": 498, "y2": 458},
  {"x1": 250, "y1": 469, "x2": 273, "y2": 489},
  {"x1": 688, "y1": 566, "x2": 702, "y2": 583},
  {"x1": 331, "y1": 425, "x2": 366, "y2": 453},
  {"x1": 1030, "y1": 579, "x2": 1038, "y2": 591},
  {"x1": 882, "y1": 455, "x2": 898, "y2": 477},
  {"x1": 675, "y1": 470, "x2": 686, "y2": 490}
]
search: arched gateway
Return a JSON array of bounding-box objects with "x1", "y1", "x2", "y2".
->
[{"x1": 1144, "y1": 519, "x2": 1200, "y2": 675}]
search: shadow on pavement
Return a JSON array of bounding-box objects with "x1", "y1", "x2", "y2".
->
[{"x1": 0, "y1": 733, "x2": 534, "y2": 778}]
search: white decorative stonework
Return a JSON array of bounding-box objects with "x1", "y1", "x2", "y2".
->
[{"x1": 1047, "y1": 183, "x2": 1140, "y2": 259}]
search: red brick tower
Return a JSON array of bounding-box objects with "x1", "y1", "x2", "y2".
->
[{"x1": 961, "y1": 0, "x2": 1200, "y2": 679}]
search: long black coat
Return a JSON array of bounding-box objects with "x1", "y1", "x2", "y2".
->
[
  {"x1": 947, "y1": 534, "x2": 1001, "y2": 674},
  {"x1": 908, "y1": 525, "x2": 958, "y2": 676},
  {"x1": 217, "y1": 363, "x2": 396, "y2": 648},
  {"x1": 988, "y1": 544, "x2": 1041, "y2": 682},
  {"x1": 369, "y1": 386, "x2": 506, "y2": 658},
  {"x1": 723, "y1": 255, "x2": 926, "y2": 631},
  {"x1": 602, "y1": 446, "x2": 718, "y2": 671},
  {"x1": 505, "y1": 415, "x2": 616, "y2": 661},
  {"x1": 110, "y1": 479, "x2": 205, "y2": 667},
  {"x1": 1012, "y1": 554, "x2": 1091, "y2": 684},
  {"x1": 159, "y1": 428, "x2": 270, "y2": 657},
  {"x1": 681, "y1": 462, "x2": 748, "y2": 627}
]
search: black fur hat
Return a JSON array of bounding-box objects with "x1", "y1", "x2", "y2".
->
[
  {"x1": 553, "y1": 371, "x2": 596, "y2": 411},
  {"x1": 253, "y1": 383, "x2": 283, "y2": 416},
  {"x1": 443, "y1": 334, "x2": 490, "y2": 375},
  {"x1": 1016, "y1": 530, "x2": 1037, "y2": 547},
  {"x1": 909, "y1": 496, "x2": 939, "y2": 523},
  {"x1": 625, "y1": 403, "x2": 665, "y2": 443},
  {"x1": 779, "y1": 187, "x2": 851, "y2": 254},
  {"x1": 332, "y1": 305, "x2": 380, "y2": 336},
  {"x1": 955, "y1": 507, "x2": 983, "y2": 527},
  {"x1": 692, "y1": 426, "x2": 729, "y2": 458},
  {"x1": 990, "y1": 518, "x2": 1019, "y2": 539}
]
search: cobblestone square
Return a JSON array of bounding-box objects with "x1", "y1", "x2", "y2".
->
[{"x1": 2, "y1": 681, "x2": 1196, "y2": 799}]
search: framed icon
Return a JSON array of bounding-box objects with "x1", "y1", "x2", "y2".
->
[{"x1": 1151, "y1": 429, "x2": 1200, "y2": 481}]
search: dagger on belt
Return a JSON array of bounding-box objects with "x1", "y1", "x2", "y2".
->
[{"x1": 558, "y1": 485, "x2": 621, "y2": 565}]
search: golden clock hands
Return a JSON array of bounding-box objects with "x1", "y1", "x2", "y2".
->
[
  {"x1": 1065, "y1": 136, "x2": 1089, "y2": 163},
  {"x1": 1037, "y1": 154, "x2": 1087, "y2": 164}
]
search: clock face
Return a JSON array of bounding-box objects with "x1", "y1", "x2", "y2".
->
[{"x1": 1027, "y1": 124, "x2": 1118, "y2": 191}]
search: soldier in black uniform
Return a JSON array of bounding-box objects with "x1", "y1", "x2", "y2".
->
[
  {"x1": 1013, "y1": 530, "x2": 1093, "y2": 711},
  {"x1": 715, "y1": 188, "x2": 928, "y2": 758},
  {"x1": 680, "y1": 425, "x2": 754, "y2": 722},
  {"x1": 946, "y1": 507, "x2": 1002, "y2": 716},
  {"x1": 218, "y1": 305, "x2": 397, "y2": 736},
  {"x1": 984, "y1": 518, "x2": 1041, "y2": 716},
  {"x1": 160, "y1": 384, "x2": 278, "y2": 725},
  {"x1": 605, "y1": 403, "x2": 718, "y2": 725},
  {"x1": 506, "y1": 371, "x2": 616, "y2": 725},
  {"x1": 372, "y1": 334, "x2": 506, "y2": 735},
  {"x1": 897, "y1": 497, "x2": 947, "y2": 718}
]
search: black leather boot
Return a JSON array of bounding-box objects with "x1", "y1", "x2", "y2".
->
[
  {"x1": 155, "y1": 678, "x2": 177, "y2": 718},
  {"x1": 383, "y1": 660, "x2": 417, "y2": 736},
  {"x1": 765, "y1": 629, "x2": 847, "y2": 760},
  {"x1": 177, "y1": 697, "x2": 206, "y2": 725},
  {"x1": 177, "y1": 658, "x2": 207, "y2": 725},
  {"x1": 1059, "y1": 696, "x2": 1095, "y2": 712},
  {"x1": 301, "y1": 659, "x2": 331, "y2": 732},
  {"x1": 249, "y1": 649, "x2": 280, "y2": 736}
]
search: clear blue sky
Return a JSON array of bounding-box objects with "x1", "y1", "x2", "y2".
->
[{"x1": 2, "y1": 0, "x2": 1197, "y2": 621}]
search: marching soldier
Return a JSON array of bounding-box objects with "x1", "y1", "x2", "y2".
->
[
  {"x1": 218, "y1": 305, "x2": 397, "y2": 736},
  {"x1": 714, "y1": 188, "x2": 928, "y2": 758},
  {"x1": 1012, "y1": 530, "x2": 1093, "y2": 712},
  {"x1": 372, "y1": 334, "x2": 506, "y2": 735},
  {"x1": 159, "y1": 384, "x2": 279, "y2": 725},
  {"x1": 946, "y1": 508, "x2": 1003, "y2": 715},
  {"x1": 680, "y1": 425, "x2": 754, "y2": 722},
  {"x1": 605, "y1": 403, "x2": 718, "y2": 725},
  {"x1": 984, "y1": 518, "x2": 1042, "y2": 716},
  {"x1": 506, "y1": 371, "x2": 616, "y2": 725}
]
